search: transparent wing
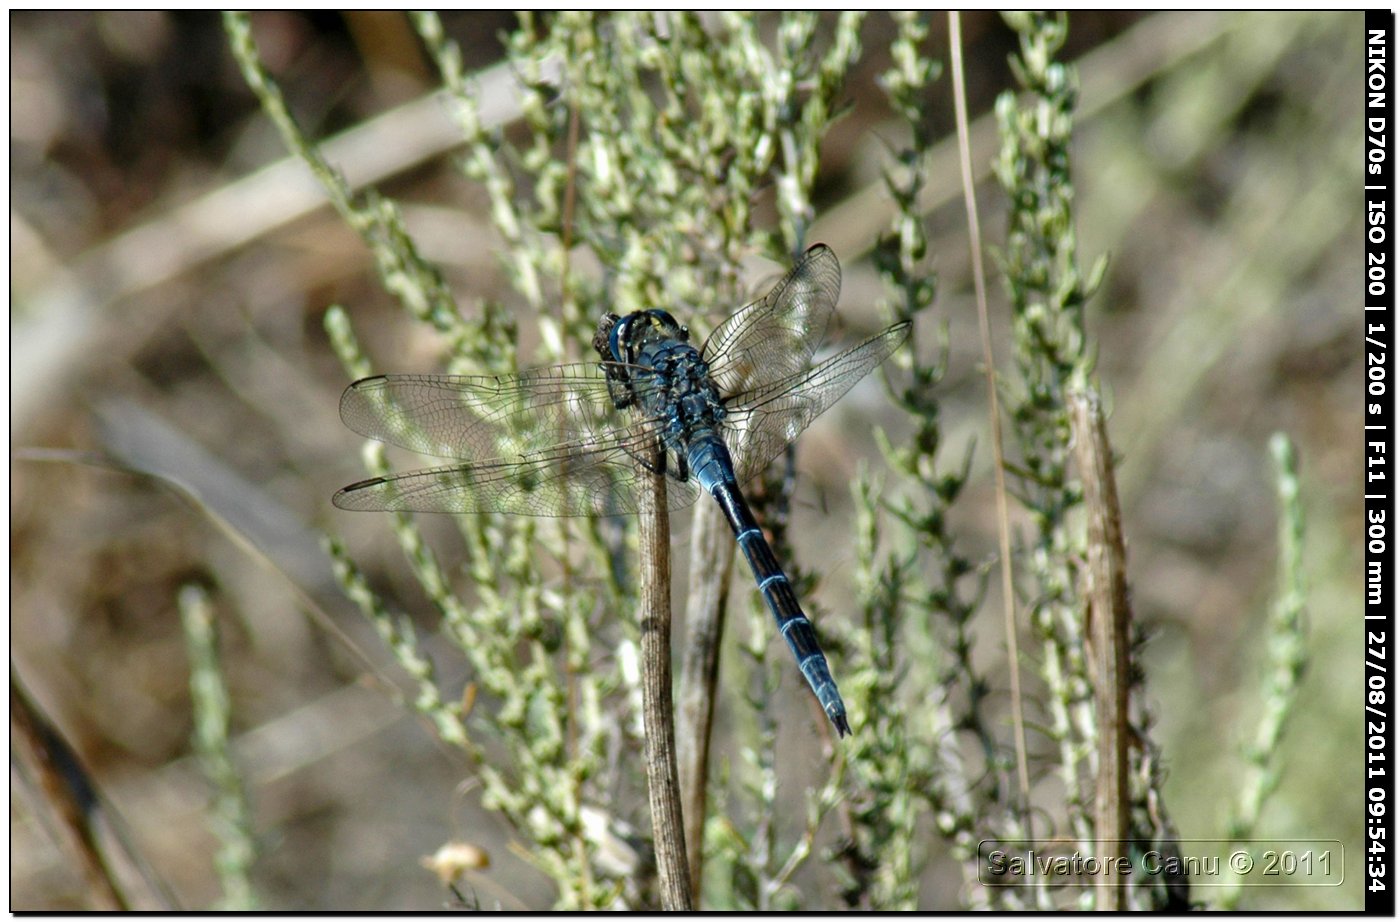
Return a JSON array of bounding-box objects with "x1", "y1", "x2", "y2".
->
[
  {"x1": 723, "y1": 321, "x2": 911, "y2": 485},
  {"x1": 340, "y1": 367, "x2": 627, "y2": 461},
  {"x1": 333, "y1": 419, "x2": 703, "y2": 516},
  {"x1": 701, "y1": 244, "x2": 842, "y2": 399},
  {"x1": 335, "y1": 369, "x2": 702, "y2": 515}
]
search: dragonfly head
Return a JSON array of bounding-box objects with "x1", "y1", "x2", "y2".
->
[{"x1": 607, "y1": 309, "x2": 687, "y2": 364}]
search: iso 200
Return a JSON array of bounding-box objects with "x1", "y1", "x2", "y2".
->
[{"x1": 1260, "y1": 850, "x2": 1333, "y2": 876}]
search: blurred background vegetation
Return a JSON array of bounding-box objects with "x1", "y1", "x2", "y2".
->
[{"x1": 11, "y1": 11, "x2": 1362, "y2": 910}]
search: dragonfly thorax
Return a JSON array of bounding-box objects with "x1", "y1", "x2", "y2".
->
[{"x1": 606, "y1": 308, "x2": 733, "y2": 493}]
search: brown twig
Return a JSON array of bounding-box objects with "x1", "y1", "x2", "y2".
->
[
  {"x1": 676, "y1": 498, "x2": 736, "y2": 897},
  {"x1": 635, "y1": 454, "x2": 693, "y2": 910},
  {"x1": 1068, "y1": 389, "x2": 1131, "y2": 911},
  {"x1": 11, "y1": 667, "x2": 176, "y2": 910}
]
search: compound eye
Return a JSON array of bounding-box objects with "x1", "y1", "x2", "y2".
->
[{"x1": 607, "y1": 314, "x2": 634, "y2": 362}]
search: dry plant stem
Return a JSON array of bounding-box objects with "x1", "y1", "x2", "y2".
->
[
  {"x1": 11, "y1": 669, "x2": 174, "y2": 911},
  {"x1": 948, "y1": 11, "x2": 1032, "y2": 809},
  {"x1": 1068, "y1": 390, "x2": 1131, "y2": 911},
  {"x1": 676, "y1": 498, "x2": 736, "y2": 896},
  {"x1": 636, "y1": 460, "x2": 693, "y2": 910}
]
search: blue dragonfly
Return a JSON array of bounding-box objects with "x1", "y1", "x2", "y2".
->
[{"x1": 334, "y1": 244, "x2": 910, "y2": 737}]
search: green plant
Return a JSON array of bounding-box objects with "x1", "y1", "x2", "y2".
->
[{"x1": 220, "y1": 11, "x2": 1321, "y2": 911}]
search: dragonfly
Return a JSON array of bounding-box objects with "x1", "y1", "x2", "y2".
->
[{"x1": 334, "y1": 244, "x2": 911, "y2": 737}]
